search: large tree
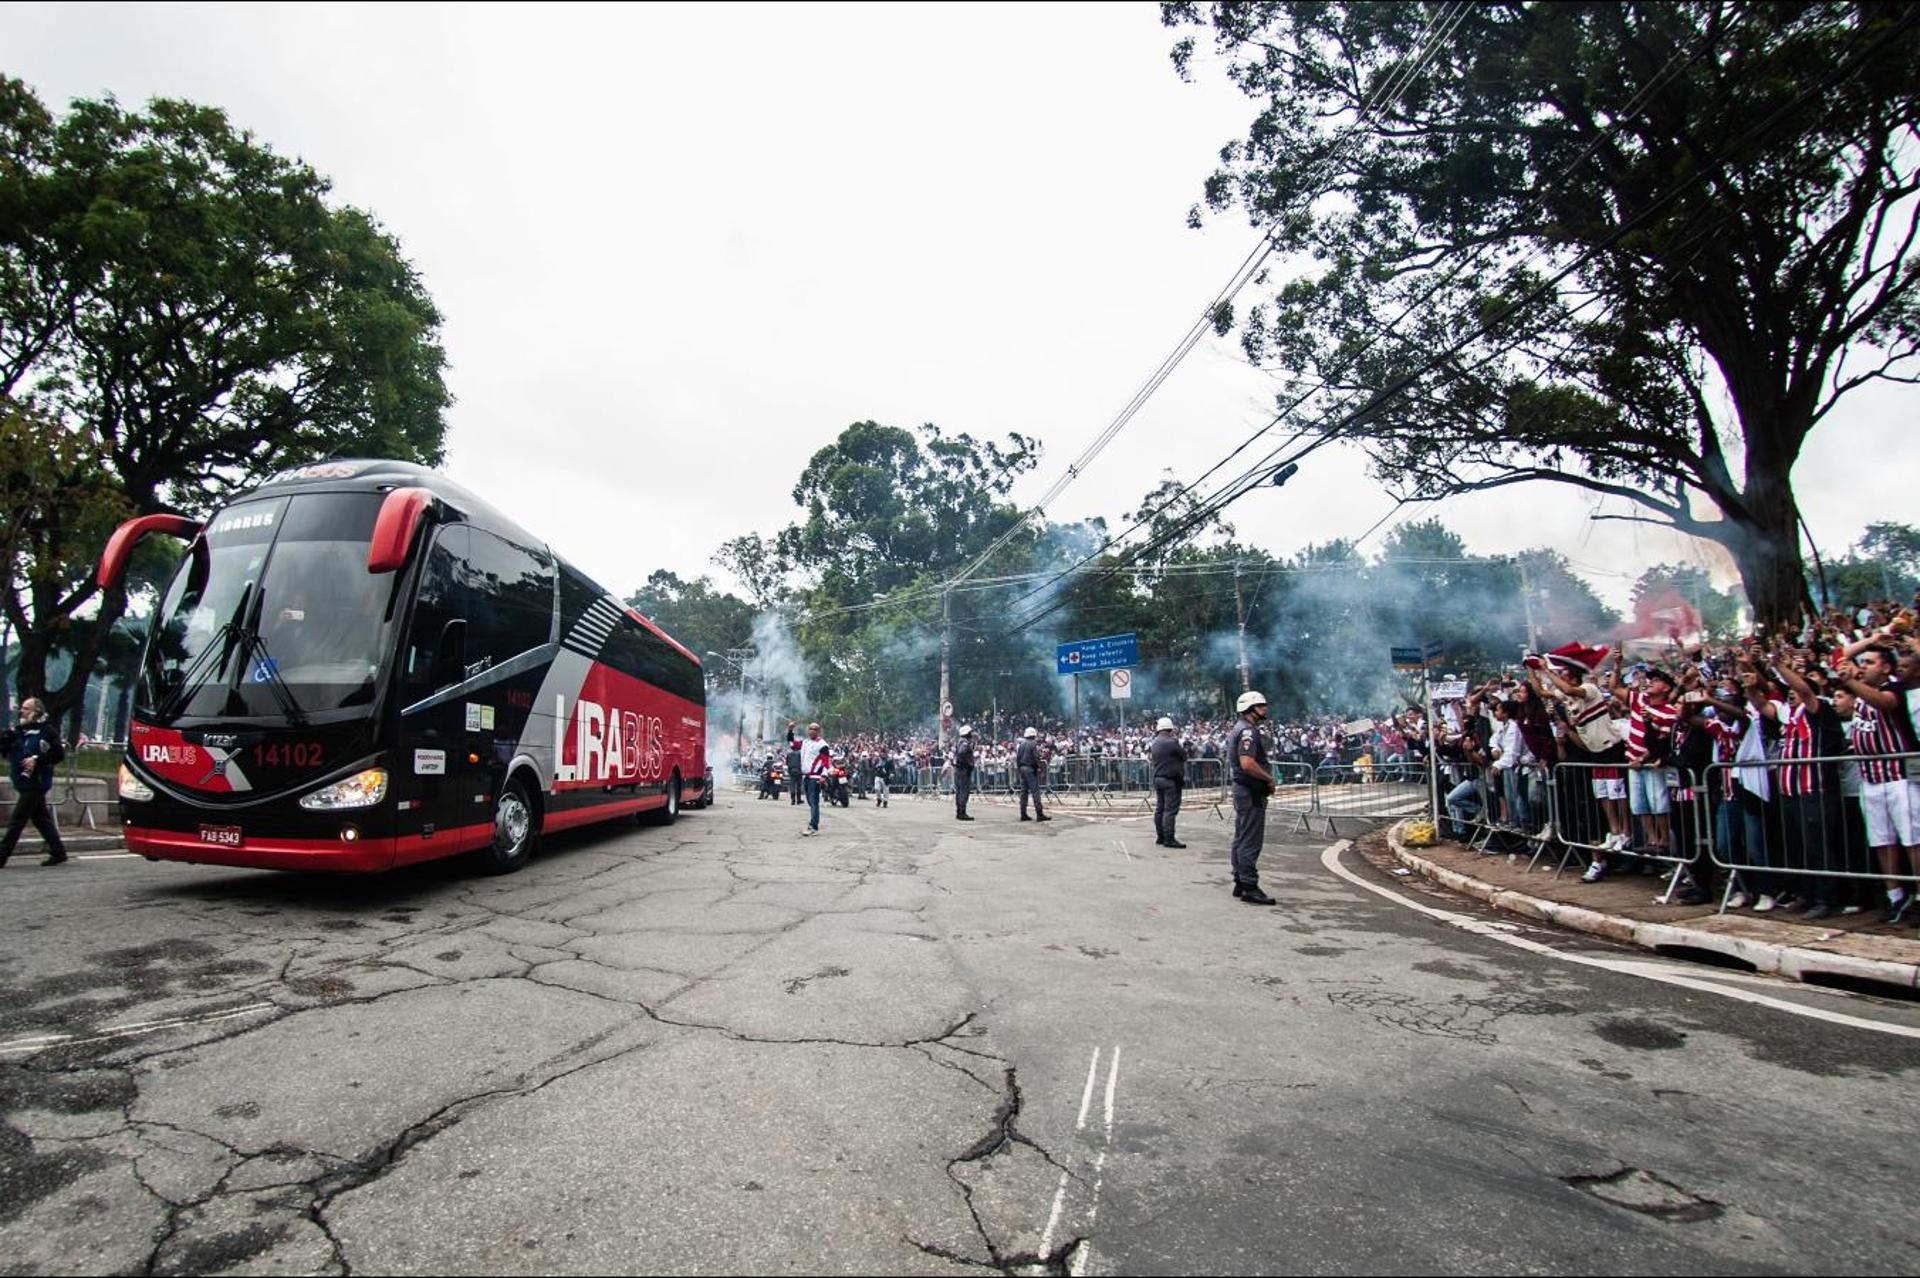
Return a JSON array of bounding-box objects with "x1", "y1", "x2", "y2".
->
[
  {"x1": 1165, "y1": 2, "x2": 1920, "y2": 627},
  {"x1": 0, "y1": 79, "x2": 449, "y2": 716}
]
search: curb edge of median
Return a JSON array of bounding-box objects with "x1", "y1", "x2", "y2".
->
[{"x1": 1383, "y1": 820, "x2": 1920, "y2": 993}]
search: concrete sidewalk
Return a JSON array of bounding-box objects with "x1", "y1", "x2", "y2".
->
[{"x1": 1381, "y1": 820, "x2": 1920, "y2": 994}]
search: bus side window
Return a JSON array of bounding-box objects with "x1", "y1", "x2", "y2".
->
[
  {"x1": 405, "y1": 527, "x2": 468, "y2": 691},
  {"x1": 464, "y1": 530, "x2": 554, "y2": 668}
]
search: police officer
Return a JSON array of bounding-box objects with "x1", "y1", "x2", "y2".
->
[
  {"x1": 953, "y1": 725, "x2": 977, "y2": 821},
  {"x1": 1229, "y1": 690, "x2": 1277, "y2": 904},
  {"x1": 2, "y1": 698, "x2": 69, "y2": 867},
  {"x1": 1149, "y1": 716, "x2": 1188, "y2": 848},
  {"x1": 1016, "y1": 727, "x2": 1050, "y2": 822}
]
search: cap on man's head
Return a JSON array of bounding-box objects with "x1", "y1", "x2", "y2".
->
[
  {"x1": 1156, "y1": 716, "x2": 1175, "y2": 731},
  {"x1": 959, "y1": 725, "x2": 972, "y2": 736},
  {"x1": 1024, "y1": 727, "x2": 1038, "y2": 738}
]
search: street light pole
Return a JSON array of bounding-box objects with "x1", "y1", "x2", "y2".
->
[
  {"x1": 1232, "y1": 560, "x2": 1251, "y2": 693},
  {"x1": 938, "y1": 584, "x2": 952, "y2": 756}
]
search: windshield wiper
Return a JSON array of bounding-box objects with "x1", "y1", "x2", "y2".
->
[{"x1": 155, "y1": 582, "x2": 254, "y2": 721}]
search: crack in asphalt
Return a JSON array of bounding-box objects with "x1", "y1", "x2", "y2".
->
[{"x1": 2, "y1": 801, "x2": 1030, "y2": 1275}]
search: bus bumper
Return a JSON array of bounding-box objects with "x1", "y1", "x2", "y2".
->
[{"x1": 126, "y1": 825, "x2": 402, "y2": 873}]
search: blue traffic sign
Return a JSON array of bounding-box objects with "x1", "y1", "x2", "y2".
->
[{"x1": 1057, "y1": 633, "x2": 1138, "y2": 676}]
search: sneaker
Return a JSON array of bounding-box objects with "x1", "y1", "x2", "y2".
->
[
  {"x1": 1673, "y1": 888, "x2": 1709, "y2": 906},
  {"x1": 1535, "y1": 824, "x2": 1555, "y2": 841},
  {"x1": 1882, "y1": 895, "x2": 1912, "y2": 925},
  {"x1": 1581, "y1": 862, "x2": 1608, "y2": 884},
  {"x1": 1753, "y1": 895, "x2": 1778, "y2": 913},
  {"x1": 1840, "y1": 904, "x2": 1863, "y2": 916},
  {"x1": 802, "y1": 828, "x2": 817, "y2": 837},
  {"x1": 1725, "y1": 891, "x2": 1751, "y2": 910},
  {"x1": 1801, "y1": 903, "x2": 1835, "y2": 922}
]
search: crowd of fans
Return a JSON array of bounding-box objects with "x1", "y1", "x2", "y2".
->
[{"x1": 1433, "y1": 594, "x2": 1920, "y2": 928}]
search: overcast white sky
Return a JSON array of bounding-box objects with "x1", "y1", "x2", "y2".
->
[{"x1": 7, "y1": 1, "x2": 1914, "y2": 613}]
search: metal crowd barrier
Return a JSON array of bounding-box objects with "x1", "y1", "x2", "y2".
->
[
  {"x1": 1537, "y1": 759, "x2": 1699, "y2": 900},
  {"x1": 1694, "y1": 752, "x2": 1918, "y2": 912},
  {"x1": 1315, "y1": 762, "x2": 1436, "y2": 830}
]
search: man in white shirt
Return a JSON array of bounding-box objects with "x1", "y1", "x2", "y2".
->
[{"x1": 799, "y1": 722, "x2": 832, "y2": 837}]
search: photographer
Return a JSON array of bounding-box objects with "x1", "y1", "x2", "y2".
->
[{"x1": 2, "y1": 698, "x2": 69, "y2": 867}]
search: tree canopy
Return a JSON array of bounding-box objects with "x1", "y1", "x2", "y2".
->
[
  {"x1": 0, "y1": 78, "x2": 450, "y2": 714},
  {"x1": 1163, "y1": 1, "x2": 1920, "y2": 627}
]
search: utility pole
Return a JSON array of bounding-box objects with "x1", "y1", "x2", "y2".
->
[
  {"x1": 1516, "y1": 556, "x2": 1541, "y2": 655},
  {"x1": 938, "y1": 584, "x2": 952, "y2": 756},
  {"x1": 1232, "y1": 560, "x2": 1251, "y2": 692}
]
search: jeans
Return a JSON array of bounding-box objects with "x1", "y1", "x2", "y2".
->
[
  {"x1": 1445, "y1": 778, "x2": 1484, "y2": 839},
  {"x1": 1715, "y1": 789, "x2": 1774, "y2": 897},
  {"x1": 804, "y1": 777, "x2": 821, "y2": 830}
]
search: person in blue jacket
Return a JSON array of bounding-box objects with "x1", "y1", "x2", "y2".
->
[{"x1": 2, "y1": 698, "x2": 69, "y2": 867}]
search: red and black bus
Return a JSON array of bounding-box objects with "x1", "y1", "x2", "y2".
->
[{"x1": 97, "y1": 459, "x2": 707, "y2": 873}]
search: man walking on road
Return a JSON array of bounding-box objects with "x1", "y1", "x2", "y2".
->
[
  {"x1": 954, "y1": 726, "x2": 976, "y2": 821},
  {"x1": 799, "y1": 722, "x2": 832, "y2": 836},
  {"x1": 2, "y1": 698, "x2": 69, "y2": 867},
  {"x1": 1150, "y1": 716, "x2": 1188, "y2": 848},
  {"x1": 1016, "y1": 727, "x2": 1050, "y2": 823},
  {"x1": 1229, "y1": 691, "x2": 1276, "y2": 904}
]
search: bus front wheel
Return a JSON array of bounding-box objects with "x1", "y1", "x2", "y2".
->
[{"x1": 481, "y1": 777, "x2": 538, "y2": 874}]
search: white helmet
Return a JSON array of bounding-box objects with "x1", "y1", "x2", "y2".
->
[
  {"x1": 1236, "y1": 690, "x2": 1268, "y2": 713},
  {"x1": 958, "y1": 725, "x2": 972, "y2": 737},
  {"x1": 1156, "y1": 717, "x2": 1175, "y2": 731},
  {"x1": 1024, "y1": 726, "x2": 1038, "y2": 738}
]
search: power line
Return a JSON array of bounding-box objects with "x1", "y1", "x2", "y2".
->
[{"x1": 943, "y1": 2, "x2": 1473, "y2": 589}]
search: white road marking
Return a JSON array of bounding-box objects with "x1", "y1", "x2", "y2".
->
[
  {"x1": 1071, "y1": 1047, "x2": 1122, "y2": 1277},
  {"x1": 1320, "y1": 841, "x2": 1920, "y2": 1040},
  {"x1": 0, "y1": 1002, "x2": 278, "y2": 1056},
  {"x1": 1040, "y1": 1046, "x2": 1104, "y2": 1257},
  {"x1": 1112, "y1": 838, "x2": 1132, "y2": 863}
]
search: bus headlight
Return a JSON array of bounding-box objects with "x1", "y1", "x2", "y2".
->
[
  {"x1": 299, "y1": 767, "x2": 388, "y2": 811},
  {"x1": 118, "y1": 763, "x2": 154, "y2": 802}
]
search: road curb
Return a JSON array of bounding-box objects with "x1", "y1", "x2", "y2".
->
[{"x1": 1385, "y1": 821, "x2": 1920, "y2": 993}]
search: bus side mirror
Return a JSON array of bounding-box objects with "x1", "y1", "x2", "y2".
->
[
  {"x1": 434, "y1": 618, "x2": 468, "y2": 688},
  {"x1": 368, "y1": 488, "x2": 437, "y2": 574},
  {"x1": 98, "y1": 515, "x2": 202, "y2": 589}
]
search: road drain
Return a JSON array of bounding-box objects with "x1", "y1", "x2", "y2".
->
[
  {"x1": 1562, "y1": 1168, "x2": 1723, "y2": 1222},
  {"x1": 1650, "y1": 944, "x2": 1757, "y2": 972},
  {"x1": 1797, "y1": 970, "x2": 1920, "y2": 1003}
]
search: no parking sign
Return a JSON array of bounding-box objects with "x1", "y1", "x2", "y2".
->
[{"x1": 1109, "y1": 668, "x2": 1132, "y2": 699}]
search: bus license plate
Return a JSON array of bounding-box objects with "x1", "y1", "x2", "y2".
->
[{"x1": 198, "y1": 825, "x2": 243, "y2": 847}]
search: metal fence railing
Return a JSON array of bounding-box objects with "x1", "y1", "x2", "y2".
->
[{"x1": 1694, "y1": 753, "x2": 1917, "y2": 913}]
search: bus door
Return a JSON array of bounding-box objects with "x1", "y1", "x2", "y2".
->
[{"x1": 397, "y1": 526, "x2": 491, "y2": 845}]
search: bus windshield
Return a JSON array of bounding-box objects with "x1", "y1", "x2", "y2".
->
[{"x1": 139, "y1": 492, "x2": 400, "y2": 722}]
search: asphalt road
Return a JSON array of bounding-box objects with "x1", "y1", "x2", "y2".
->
[{"x1": 1, "y1": 785, "x2": 1915, "y2": 1275}]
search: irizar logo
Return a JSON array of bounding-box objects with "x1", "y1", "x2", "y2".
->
[{"x1": 562, "y1": 699, "x2": 665, "y2": 783}]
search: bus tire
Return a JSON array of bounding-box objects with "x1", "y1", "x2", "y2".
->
[
  {"x1": 480, "y1": 777, "x2": 538, "y2": 874},
  {"x1": 644, "y1": 776, "x2": 681, "y2": 826}
]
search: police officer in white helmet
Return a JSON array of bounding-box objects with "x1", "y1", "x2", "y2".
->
[
  {"x1": 1229, "y1": 690, "x2": 1278, "y2": 905},
  {"x1": 1149, "y1": 716, "x2": 1188, "y2": 849},
  {"x1": 1016, "y1": 726, "x2": 1049, "y2": 822}
]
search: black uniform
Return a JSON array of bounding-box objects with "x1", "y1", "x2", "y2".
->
[
  {"x1": 787, "y1": 737, "x2": 804, "y2": 805},
  {"x1": 953, "y1": 737, "x2": 976, "y2": 818},
  {"x1": 2, "y1": 717, "x2": 68, "y2": 865},
  {"x1": 1149, "y1": 734, "x2": 1187, "y2": 846},
  {"x1": 1016, "y1": 738, "x2": 1047, "y2": 821},
  {"x1": 1229, "y1": 716, "x2": 1271, "y2": 893}
]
